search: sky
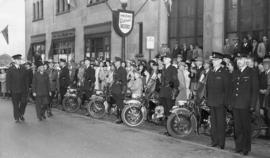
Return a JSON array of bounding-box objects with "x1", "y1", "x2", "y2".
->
[{"x1": 0, "y1": 0, "x2": 25, "y2": 57}]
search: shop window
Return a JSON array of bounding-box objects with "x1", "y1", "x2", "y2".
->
[
  {"x1": 33, "y1": 0, "x2": 44, "y2": 21},
  {"x1": 85, "y1": 36, "x2": 111, "y2": 60},
  {"x1": 87, "y1": 0, "x2": 108, "y2": 7},
  {"x1": 53, "y1": 39, "x2": 75, "y2": 62},
  {"x1": 32, "y1": 43, "x2": 46, "y2": 64}
]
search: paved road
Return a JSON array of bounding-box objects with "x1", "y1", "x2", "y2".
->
[{"x1": 0, "y1": 99, "x2": 260, "y2": 158}]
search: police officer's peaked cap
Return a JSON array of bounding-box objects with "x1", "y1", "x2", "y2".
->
[
  {"x1": 263, "y1": 58, "x2": 270, "y2": 64},
  {"x1": 212, "y1": 52, "x2": 223, "y2": 59},
  {"x1": 12, "y1": 54, "x2": 22, "y2": 60},
  {"x1": 59, "y1": 59, "x2": 66, "y2": 63}
]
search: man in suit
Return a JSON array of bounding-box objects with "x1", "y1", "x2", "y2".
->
[
  {"x1": 59, "y1": 59, "x2": 70, "y2": 110},
  {"x1": 262, "y1": 58, "x2": 270, "y2": 139},
  {"x1": 83, "y1": 58, "x2": 95, "y2": 99},
  {"x1": 230, "y1": 55, "x2": 259, "y2": 156},
  {"x1": 6, "y1": 54, "x2": 29, "y2": 123},
  {"x1": 172, "y1": 43, "x2": 181, "y2": 59},
  {"x1": 111, "y1": 57, "x2": 127, "y2": 124},
  {"x1": 241, "y1": 37, "x2": 252, "y2": 56},
  {"x1": 160, "y1": 56, "x2": 179, "y2": 117},
  {"x1": 206, "y1": 52, "x2": 230, "y2": 149}
]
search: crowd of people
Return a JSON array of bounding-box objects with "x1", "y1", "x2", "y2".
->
[{"x1": 2, "y1": 34, "x2": 270, "y2": 156}]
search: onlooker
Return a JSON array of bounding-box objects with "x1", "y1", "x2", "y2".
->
[
  {"x1": 0, "y1": 69, "x2": 7, "y2": 98},
  {"x1": 223, "y1": 38, "x2": 233, "y2": 55},
  {"x1": 59, "y1": 59, "x2": 70, "y2": 110}
]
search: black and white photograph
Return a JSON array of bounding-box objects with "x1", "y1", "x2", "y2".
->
[{"x1": 0, "y1": 0, "x2": 270, "y2": 157}]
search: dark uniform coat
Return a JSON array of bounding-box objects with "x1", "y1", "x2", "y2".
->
[
  {"x1": 6, "y1": 65, "x2": 29, "y2": 120},
  {"x1": 59, "y1": 65, "x2": 70, "y2": 102},
  {"x1": 230, "y1": 67, "x2": 259, "y2": 153},
  {"x1": 206, "y1": 67, "x2": 230, "y2": 148}
]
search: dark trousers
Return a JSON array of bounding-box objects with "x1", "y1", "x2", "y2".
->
[
  {"x1": 233, "y1": 108, "x2": 251, "y2": 152},
  {"x1": 60, "y1": 87, "x2": 68, "y2": 103},
  {"x1": 11, "y1": 93, "x2": 27, "y2": 120},
  {"x1": 160, "y1": 97, "x2": 173, "y2": 117},
  {"x1": 35, "y1": 96, "x2": 49, "y2": 119},
  {"x1": 112, "y1": 93, "x2": 124, "y2": 119},
  {"x1": 210, "y1": 106, "x2": 226, "y2": 147}
]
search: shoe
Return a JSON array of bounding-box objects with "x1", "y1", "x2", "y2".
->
[
  {"x1": 115, "y1": 119, "x2": 123, "y2": 124},
  {"x1": 42, "y1": 115, "x2": 46, "y2": 120},
  {"x1": 15, "y1": 120, "x2": 20, "y2": 123},
  {"x1": 242, "y1": 151, "x2": 249, "y2": 156},
  {"x1": 47, "y1": 112, "x2": 53, "y2": 117},
  {"x1": 219, "y1": 146, "x2": 224, "y2": 150},
  {"x1": 234, "y1": 149, "x2": 242, "y2": 154},
  {"x1": 20, "y1": 116, "x2": 25, "y2": 121},
  {"x1": 38, "y1": 118, "x2": 42, "y2": 121},
  {"x1": 207, "y1": 143, "x2": 218, "y2": 147}
]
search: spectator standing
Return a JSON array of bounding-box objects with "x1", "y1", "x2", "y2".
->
[
  {"x1": 251, "y1": 39, "x2": 260, "y2": 62},
  {"x1": 193, "y1": 45, "x2": 203, "y2": 59},
  {"x1": 6, "y1": 54, "x2": 29, "y2": 123},
  {"x1": 181, "y1": 43, "x2": 188, "y2": 62},
  {"x1": 59, "y1": 59, "x2": 70, "y2": 109},
  {"x1": 32, "y1": 64, "x2": 51, "y2": 121},
  {"x1": 172, "y1": 43, "x2": 181, "y2": 59},
  {"x1": 83, "y1": 59, "x2": 95, "y2": 99},
  {"x1": 223, "y1": 38, "x2": 233, "y2": 55},
  {"x1": 241, "y1": 37, "x2": 252, "y2": 56},
  {"x1": 230, "y1": 55, "x2": 259, "y2": 156},
  {"x1": 262, "y1": 36, "x2": 270, "y2": 56},
  {"x1": 0, "y1": 69, "x2": 7, "y2": 98}
]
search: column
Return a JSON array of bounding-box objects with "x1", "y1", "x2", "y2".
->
[{"x1": 203, "y1": 0, "x2": 225, "y2": 58}]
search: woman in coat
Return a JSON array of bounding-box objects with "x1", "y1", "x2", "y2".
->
[{"x1": 32, "y1": 64, "x2": 51, "y2": 121}]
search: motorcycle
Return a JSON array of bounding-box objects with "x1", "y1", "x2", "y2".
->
[
  {"x1": 87, "y1": 87, "x2": 118, "y2": 119},
  {"x1": 166, "y1": 99, "x2": 198, "y2": 138},
  {"x1": 62, "y1": 87, "x2": 82, "y2": 113},
  {"x1": 121, "y1": 91, "x2": 166, "y2": 127}
]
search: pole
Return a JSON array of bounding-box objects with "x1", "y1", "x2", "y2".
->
[
  {"x1": 149, "y1": 49, "x2": 151, "y2": 60},
  {"x1": 122, "y1": 36, "x2": 125, "y2": 60}
]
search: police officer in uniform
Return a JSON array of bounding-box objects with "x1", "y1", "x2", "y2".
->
[
  {"x1": 230, "y1": 55, "x2": 258, "y2": 155},
  {"x1": 59, "y1": 59, "x2": 70, "y2": 110},
  {"x1": 111, "y1": 57, "x2": 127, "y2": 124},
  {"x1": 6, "y1": 54, "x2": 29, "y2": 123},
  {"x1": 206, "y1": 52, "x2": 230, "y2": 149}
]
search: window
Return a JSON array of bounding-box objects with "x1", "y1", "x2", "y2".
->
[
  {"x1": 56, "y1": 0, "x2": 70, "y2": 15},
  {"x1": 33, "y1": 0, "x2": 44, "y2": 21},
  {"x1": 87, "y1": 0, "x2": 107, "y2": 7}
]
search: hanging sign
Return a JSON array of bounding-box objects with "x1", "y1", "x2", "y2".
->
[
  {"x1": 146, "y1": 36, "x2": 155, "y2": 49},
  {"x1": 113, "y1": 10, "x2": 134, "y2": 37}
]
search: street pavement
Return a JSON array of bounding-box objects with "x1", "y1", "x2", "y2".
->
[{"x1": 0, "y1": 99, "x2": 268, "y2": 158}]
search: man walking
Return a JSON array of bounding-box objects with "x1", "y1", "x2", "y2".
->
[
  {"x1": 230, "y1": 55, "x2": 258, "y2": 156},
  {"x1": 206, "y1": 52, "x2": 230, "y2": 149},
  {"x1": 6, "y1": 54, "x2": 29, "y2": 123}
]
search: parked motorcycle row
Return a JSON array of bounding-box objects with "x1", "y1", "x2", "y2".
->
[{"x1": 61, "y1": 86, "x2": 268, "y2": 139}]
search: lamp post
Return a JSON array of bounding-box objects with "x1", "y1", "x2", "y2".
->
[{"x1": 120, "y1": 0, "x2": 128, "y2": 60}]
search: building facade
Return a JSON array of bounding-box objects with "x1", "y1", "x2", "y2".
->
[
  {"x1": 168, "y1": 0, "x2": 270, "y2": 57},
  {"x1": 25, "y1": 0, "x2": 168, "y2": 62}
]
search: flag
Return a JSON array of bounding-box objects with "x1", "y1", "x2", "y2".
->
[
  {"x1": 1, "y1": 25, "x2": 9, "y2": 44},
  {"x1": 164, "y1": 0, "x2": 172, "y2": 15},
  {"x1": 66, "y1": 0, "x2": 77, "y2": 8}
]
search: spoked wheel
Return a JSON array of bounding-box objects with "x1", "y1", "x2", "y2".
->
[
  {"x1": 62, "y1": 97, "x2": 80, "y2": 113},
  {"x1": 87, "y1": 100, "x2": 106, "y2": 119},
  {"x1": 251, "y1": 114, "x2": 264, "y2": 139},
  {"x1": 167, "y1": 113, "x2": 197, "y2": 138},
  {"x1": 122, "y1": 104, "x2": 145, "y2": 127}
]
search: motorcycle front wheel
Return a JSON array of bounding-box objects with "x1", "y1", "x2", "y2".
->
[
  {"x1": 87, "y1": 100, "x2": 106, "y2": 119},
  {"x1": 62, "y1": 97, "x2": 81, "y2": 113},
  {"x1": 167, "y1": 113, "x2": 197, "y2": 138},
  {"x1": 121, "y1": 104, "x2": 145, "y2": 127}
]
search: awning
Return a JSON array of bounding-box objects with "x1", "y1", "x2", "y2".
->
[
  {"x1": 84, "y1": 22, "x2": 111, "y2": 37},
  {"x1": 31, "y1": 34, "x2": 46, "y2": 43}
]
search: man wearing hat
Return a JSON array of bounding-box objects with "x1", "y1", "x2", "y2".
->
[
  {"x1": 159, "y1": 56, "x2": 179, "y2": 118},
  {"x1": 206, "y1": 52, "x2": 230, "y2": 149},
  {"x1": 230, "y1": 55, "x2": 259, "y2": 155},
  {"x1": 262, "y1": 58, "x2": 270, "y2": 139},
  {"x1": 6, "y1": 54, "x2": 30, "y2": 123},
  {"x1": 111, "y1": 57, "x2": 127, "y2": 124},
  {"x1": 59, "y1": 59, "x2": 70, "y2": 110},
  {"x1": 82, "y1": 58, "x2": 95, "y2": 100}
]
